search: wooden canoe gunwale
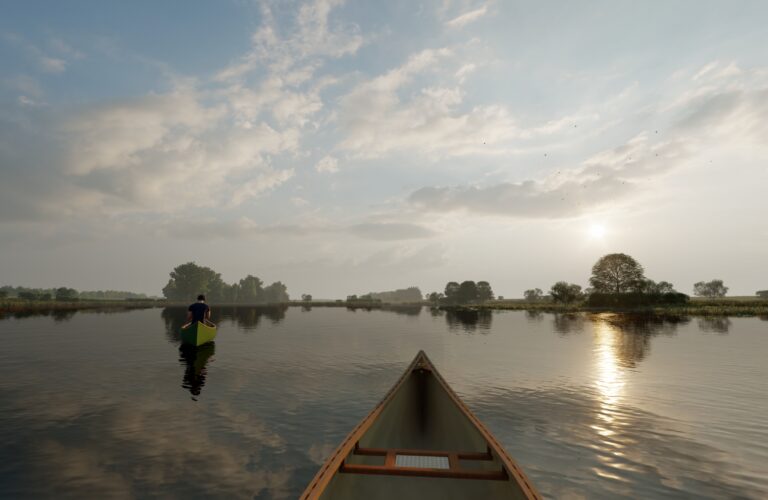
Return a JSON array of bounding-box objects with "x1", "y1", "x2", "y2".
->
[{"x1": 299, "y1": 350, "x2": 541, "y2": 499}]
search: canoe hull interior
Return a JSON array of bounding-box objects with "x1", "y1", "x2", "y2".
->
[
  {"x1": 303, "y1": 351, "x2": 540, "y2": 499},
  {"x1": 180, "y1": 322, "x2": 217, "y2": 346}
]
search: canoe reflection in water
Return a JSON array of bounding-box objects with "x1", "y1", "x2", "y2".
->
[{"x1": 178, "y1": 342, "x2": 215, "y2": 400}]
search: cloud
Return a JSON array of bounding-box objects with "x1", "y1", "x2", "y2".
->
[
  {"x1": 445, "y1": 5, "x2": 489, "y2": 28},
  {"x1": 409, "y1": 176, "x2": 632, "y2": 218},
  {"x1": 347, "y1": 222, "x2": 436, "y2": 240},
  {"x1": 2, "y1": 1, "x2": 360, "y2": 219},
  {"x1": 62, "y1": 87, "x2": 300, "y2": 212},
  {"x1": 454, "y1": 63, "x2": 476, "y2": 83},
  {"x1": 291, "y1": 196, "x2": 310, "y2": 207},
  {"x1": 49, "y1": 38, "x2": 85, "y2": 60},
  {"x1": 18, "y1": 95, "x2": 44, "y2": 107},
  {"x1": 4, "y1": 74, "x2": 43, "y2": 97},
  {"x1": 215, "y1": 0, "x2": 362, "y2": 82},
  {"x1": 39, "y1": 56, "x2": 67, "y2": 73},
  {"x1": 407, "y1": 133, "x2": 691, "y2": 218},
  {"x1": 230, "y1": 168, "x2": 295, "y2": 206},
  {"x1": 336, "y1": 46, "x2": 587, "y2": 160},
  {"x1": 315, "y1": 155, "x2": 339, "y2": 173},
  {"x1": 66, "y1": 90, "x2": 221, "y2": 175},
  {"x1": 407, "y1": 61, "x2": 768, "y2": 218},
  {"x1": 160, "y1": 217, "x2": 435, "y2": 242},
  {"x1": 3, "y1": 33, "x2": 74, "y2": 73}
]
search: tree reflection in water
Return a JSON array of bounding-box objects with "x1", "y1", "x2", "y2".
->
[
  {"x1": 552, "y1": 313, "x2": 587, "y2": 335},
  {"x1": 345, "y1": 305, "x2": 423, "y2": 317},
  {"x1": 179, "y1": 342, "x2": 215, "y2": 400},
  {"x1": 217, "y1": 305, "x2": 288, "y2": 330},
  {"x1": 555, "y1": 313, "x2": 692, "y2": 368},
  {"x1": 0, "y1": 309, "x2": 80, "y2": 321},
  {"x1": 697, "y1": 316, "x2": 732, "y2": 334},
  {"x1": 445, "y1": 309, "x2": 492, "y2": 333},
  {"x1": 601, "y1": 314, "x2": 691, "y2": 368},
  {"x1": 161, "y1": 305, "x2": 289, "y2": 341},
  {"x1": 525, "y1": 310, "x2": 544, "y2": 322},
  {"x1": 51, "y1": 309, "x2": 78, "y2": 322},
  {"x1": 161, "y1": 307, "x2": 187, "y2": 343}
]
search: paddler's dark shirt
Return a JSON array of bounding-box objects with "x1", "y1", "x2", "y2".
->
[{"x1": 188, "y1": 302, "x2": 209, "y2": 322}]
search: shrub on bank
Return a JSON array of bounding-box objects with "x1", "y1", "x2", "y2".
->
[{"x1": 586, "y1": 292, "x2": 689, "y2": 307}]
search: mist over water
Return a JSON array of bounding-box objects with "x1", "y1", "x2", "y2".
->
[{"x1": 0, "y1": 307, "x2": 766, "y2": 499}]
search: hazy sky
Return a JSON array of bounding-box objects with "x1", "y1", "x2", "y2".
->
[{"x1": 1, "y1": 0, "x2": 767, "y2": 298}]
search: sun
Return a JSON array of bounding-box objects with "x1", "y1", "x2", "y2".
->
[{"x1": 589, "y1": 223, "x2": 607, "y2": 239}]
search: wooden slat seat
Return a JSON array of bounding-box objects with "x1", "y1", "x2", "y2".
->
[{"x1": 338, "y1": 443, "x2": 508, "y2": 480}]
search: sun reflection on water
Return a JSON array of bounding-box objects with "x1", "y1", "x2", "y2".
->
[{"x1": 591, "y1": 318, "x2": 630, "y2": 476}]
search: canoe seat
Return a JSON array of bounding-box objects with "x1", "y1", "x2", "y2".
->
[{"x1": 339, "y1": 444, "x2": 508, "y2": 481}]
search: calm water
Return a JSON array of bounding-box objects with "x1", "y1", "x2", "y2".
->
[{"x1": 0, "y1": 307, "x2": 766, "y2": 499}]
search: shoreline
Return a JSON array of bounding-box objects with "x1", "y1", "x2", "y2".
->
[
  {"x1": 2, "y1": 298, "x2": 767, "y2": 317},
  {"x1": 436, "y1": 299, "x2": 768, "y2": 317}
]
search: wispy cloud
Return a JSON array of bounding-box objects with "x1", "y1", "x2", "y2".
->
[
  {"x1": 160, "y1": 217, "x2": 435, "y2": 242},
  {"x1": 445, "y1": 4, "x2": 489, "y2": 28},
  {"x1": 336, "y1": 46, "x2": 587, "y2": 159},
  {"x1": 314, "y1": 155, "x2": 339, "y2": 173},
  {"x1": 408, "y1": 62, "x2": 768, "y2": 218},
  {"x1": 17, "y1": 95, "x2": 44, "y2": 107},
  {"x1": 215, "y1": 0, "x2": 363, "y2": 82},
  {"x1": 3, "y1": 33, "x2": 75, "y2": 73},
  {"x1": 56, "y1": 0, "x2": 361, "y2": 214}
]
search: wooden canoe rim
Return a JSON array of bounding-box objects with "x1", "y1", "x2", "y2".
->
[{"x1": 300, "y1": 351, "x2": 541, "y2": 499}]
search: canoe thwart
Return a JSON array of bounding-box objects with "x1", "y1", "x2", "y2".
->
[
  {"x1": 339, "y1": 462, "x2": 508, "y2": 481},
  {"x1": 353, "y1": 443, "x2": 494, "y2": 461},
  {"x1": 342, "y1": 442, "x2": 508, "y2": 481}
]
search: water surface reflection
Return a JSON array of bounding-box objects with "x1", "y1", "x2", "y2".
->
[
  {"x1": 0, "y1": 308, "x2": 766, "y2": 499},
  {"x1": 179, "y1": 343, "x2": 216, "y2": 400},
  {"x1": 444, "y1": 308, "x2": 493, "y2": 332},
  {"x1": 471, "y1": 384, "x2": 763, "y2": 499},
  {"x1": 697, "y1": 316, "x2": 732, "y2": 334}
]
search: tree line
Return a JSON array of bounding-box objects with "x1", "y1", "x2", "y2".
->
[
  {"x1": 0, "y1": 285, "x2": 150, "y2": 301},
  {"x1": 522, "y1": 253, "x2": 737, "y2": 306},
  {"x1": 426, "y1": 280, "x2": 494, "y2": 306},
  {"x1": 162, "y1": 262, "x2": 289, "y2": 304},
  {"x1": 345, "y1": 287, "x2": 424, "y2": 304}
]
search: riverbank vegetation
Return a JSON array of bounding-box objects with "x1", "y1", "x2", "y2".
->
[
  {"x1": 0, "y1": 285, "x2": 153, "y2": 301},
  {"x1": 162, "y1": 262, "x2": 289, "y2": 304},
  {"x1": 454, "y1": 298, "x2": 768, "y2": 316},
  {"x1": 429, "y1": 253, "x2": 768, "y2": 316},
  {"x1": 4, "y1": 254, "x2": 767, "y2": 317},
  {"x1": 0, "y1": 298, "x2": 166, "y2": 314}
]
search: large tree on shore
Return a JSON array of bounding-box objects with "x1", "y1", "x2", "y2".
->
[
  {"x1": 476, "y1": 281, "x2": 494, "y2": 302},
  {"x1": 162, "y1": 262, "x2": 224, "y2": 301},
  {"x1": 550, "y1": 282, "x2": 582, "y2": 304},
  {"x1": 693, "y1": 279, "x2": 728, "y2": 298},
  {"x1": 238, "y1": 275, "x2": 263, "y2": 303},
  {"x1": 263, "y1": 281, "x2": 289, "y2": 303},
  {"x1": 55, "y1": 287, "x2": 78, "y2": 301},
  {"x1": 444, "y1": 282, "x2": 460, "y2": 304},
  {"x1": 524, "y1": 288, "x2": 544, "y2": 302},
  {"x1": 457, "y1": 281, "x2": 479, "y2": 304},
  {"x1": 589, "y1": 253, "x2": 645, "y2": 294}
]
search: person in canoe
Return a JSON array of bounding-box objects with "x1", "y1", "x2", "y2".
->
[{"x1": 187, "y1": 294, "x2": 213, "y2": 326}]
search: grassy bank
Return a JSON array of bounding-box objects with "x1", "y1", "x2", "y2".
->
[
  {"x1": 0, "y1": 298, "x2": 167, "y2": 313},
  {"x1": 4, "y1": 297, "x2": 766, "y2": 317},
  {"x1": 450, "y1": 298, "x2": 768, "y2": 316}
]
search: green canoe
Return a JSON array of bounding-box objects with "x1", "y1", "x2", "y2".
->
[
  {"x1": 301, "y1": 350, "x2": 541, "y2": 499},
  {"x1": 180, "y1": 321, "x2": 217, "y2": 346}
]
